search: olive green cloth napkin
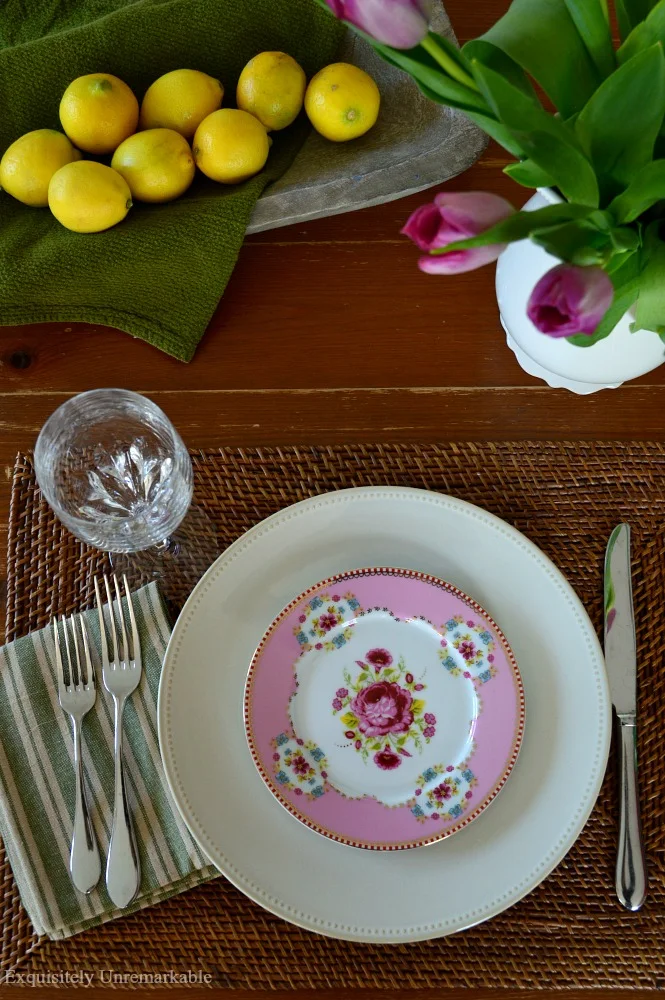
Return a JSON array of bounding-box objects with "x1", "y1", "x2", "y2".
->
[{"x1": 0, "y1": 0, "x2": 343, "y2": 361}]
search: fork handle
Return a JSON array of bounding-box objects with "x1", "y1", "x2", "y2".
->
[
  {"x1": 70, "y1": 718, "x2": 101, "y2": 894},
  {"x1": 616, "y1": 715, "x2": 647, "y2": 911},
  {"x1": 106, "y1": 695, "x2": 140, "y2": 908}
]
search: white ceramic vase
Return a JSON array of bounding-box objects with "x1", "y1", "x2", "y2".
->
[{"x1": 495, "y1": 188, "x2": 665, "y2": 394}]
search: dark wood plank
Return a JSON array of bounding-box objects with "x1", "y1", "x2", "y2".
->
[{"x1": 2, "y1": 387, "x2": 665, "y2": 463}]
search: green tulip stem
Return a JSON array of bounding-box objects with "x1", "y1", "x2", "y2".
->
[{"x1": 420, "y1": 34, "x2": 480, "y2": 92}]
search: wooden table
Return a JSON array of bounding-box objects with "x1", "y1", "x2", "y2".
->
[
  {"x1": 0, "y1": 2, "x2": 660, "y2": 994},
  {"x1": 3, "y1": 2, "x2": 664, "y2": 511}
]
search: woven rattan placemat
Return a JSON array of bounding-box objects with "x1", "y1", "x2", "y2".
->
[{"x1": 3, "y1": 443, "x2": 665, "y2": 988}]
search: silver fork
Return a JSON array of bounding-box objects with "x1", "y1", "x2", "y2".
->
[
  {"x1": 54, "y1": 615, "x2": 101, "y2": 894},
  {"x1": 95, "y1": 573, "x2": 142, "y2": 908}
]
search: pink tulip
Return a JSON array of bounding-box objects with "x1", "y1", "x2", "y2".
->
[
  {"x1": 401, "y1": 191, "x2": 515, "y2": 274},
  {"x1": 527, "y1": 263, "x2": 614, "y2": 338},
  {"x1": 325, "y1": 0, "x2": 433, "y2": 48}
]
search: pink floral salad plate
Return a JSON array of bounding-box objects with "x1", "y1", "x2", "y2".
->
[{"x1": 244, "y1": 567, "x2": 525, "y2": 850}]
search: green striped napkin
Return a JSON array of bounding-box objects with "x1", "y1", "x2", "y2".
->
[{"x1": 0, "y1": 582, "x2": 218, "y2": 940}]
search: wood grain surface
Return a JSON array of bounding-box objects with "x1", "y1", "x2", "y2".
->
[
  {"x1": 0, "y1": 2, "x2": 660, "y2": 992},
  {"x1": 1, "y1": 0, "x2": 663, "y2": 477}
]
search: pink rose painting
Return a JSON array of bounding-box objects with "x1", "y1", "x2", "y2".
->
[
  {"x1": 330, "y1": 648, "x2": 436, "y2": 769},
  {"x1": 351, "y1": 681, "x2": 414, "y2": 737}
]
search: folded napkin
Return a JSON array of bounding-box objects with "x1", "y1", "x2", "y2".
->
[
  {"x1": 0, "y1": 582, "x2": 218, "y2": 940},
  {"x1": 0, "y1": 0, "x2": 343, "y2": 361}
]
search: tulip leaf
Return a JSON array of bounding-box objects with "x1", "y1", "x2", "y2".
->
[
  {"x1": 475, "y1": 0, "x2": 602, "y2": 117},
  {"x1": 530, "y1": 219, "x2": 614, "y2": 264},
  {"x1": 429, "y1": 203, "x2": 598, "y2": 256},
  {"x1": 615, "y1": 0, "x2": 661, "y2": 40},
  {"x1": 563, "y1": 0, "x2": 616, "y2": 78},
  {"x1": 471, "y1": 61, "x2": 599, "y2": 205},
  {"x1": 509, "y1": 130, "x2": 600, "y2": 206},
  {"x1": 632, "y1": 0, "x2": 659, "y2": 23},
  {"x1": 633, "y1": 223, "x2": 665, "y2": 332},
  {"x1": 459, "y1": 111, "x2": 526, "y2": 158},
  {"x1": 610, "y1": 227, "x2": 641, "y2": 252},
  {"x1": 462, "y1": 39, "x2": 537, "y2": 99},
  {"x1": 421, "y1": 30, "x2": 480, "y2": 84},
  {"x1": 360, "y1": 37, "x2": 491, "y2": 115},
  {"x1": 399, "y1": 68, "x2": 525, "y2": 157},
  {"x1": 567, "y1": 250, "x2": 642, "y2": 345},
  {"x1": 574, "y1": 44, "x2": 665, "y2": 199},
  {"x1": 504, "y1": 159, "x2": 556, "y2": 189},
  {"x1": 609, "y1": 161, "x2": 665, "y2": 222},
  {"x1": 617, "y1": 0, "x2": 665, "y2": 61},
  {"x1": 471, "y1": 60, "x2": 578, "y2": 148},
  {"x1": 405, "y1": 76, "x2": 526, "y2": 157},
  {"x1": 617, "y1": 21, "x2": 653, "y2": 62}
]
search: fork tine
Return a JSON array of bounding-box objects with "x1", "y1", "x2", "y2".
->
[
  {"x1": 123, "y1": 575, "x2": 140, "y2": 668},
  {"x1": 68, "y1": 616, "x2": 83, "y2": 688},
  {"x1": 79, "y1": 616, "x2": 95, "y2": 689},
  {"x1": 95, "y1": 577, "x2": 109, "y2": 671},
  {"x1": 62, "y1": 613, "x2": 77, "y2": 686},
  {"x1": 113, "y1": 573, "x2": 130, "y2": 667},
  {"x1": 103, "y1": 574, "x2": 120, "y2": 667},
  {"x1": 61, "y1": 616, "x2": 77, "y2": 687},
  {"x1": 53, "y1": 618, "x2": 67, "y2": 693}
]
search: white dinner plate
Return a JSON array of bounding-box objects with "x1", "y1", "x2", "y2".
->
[{"x1": 158, "y1": 487, "x2": 611, "y2": 943}]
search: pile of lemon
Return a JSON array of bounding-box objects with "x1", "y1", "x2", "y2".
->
[{"x1": 0, "y1": 56, "x2": 380, "y2": 234}]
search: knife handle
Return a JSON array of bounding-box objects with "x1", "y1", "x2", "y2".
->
[{"x1": 616, "y1": 715, "x2": 647, "y2": 911}]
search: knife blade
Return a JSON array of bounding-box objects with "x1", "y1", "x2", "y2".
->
[{"x1": 604, "y1": 523, "x2": 647, "y2": 911}]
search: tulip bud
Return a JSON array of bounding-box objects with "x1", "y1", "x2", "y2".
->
[
  {"x1": 526, "y1": 263, "x2": 614, "y2": 338},
  {"x1": 401, "y1": 190, "x2": 515, "y2": 274},
  {"x1": 324, "y1": 0, "x2": 433, "y2": 49}
]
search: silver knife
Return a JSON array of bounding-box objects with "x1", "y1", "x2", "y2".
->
[{"x1": 604, "y1": 523, "x2": 647, "y2": 911}]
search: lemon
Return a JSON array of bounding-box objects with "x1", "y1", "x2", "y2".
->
[
  {"x1": 237, "y1": 51, "x2": 306, "y2": 131},
  {"x1": 112, "y1": 128, "x2": 195, "y2": 203},
  {"x1": 48, "y1": 161, "x2": 132, "y2": 233},
  {"x1": 193, "y1": 109, "x2": 269, "y2": 184},
  {"x1": 305, "y1": 63, "x2": 380, "y2": 141},
  {"x1": 60, "y1": 73, "x2": 139, "y2": 155},
  {"x1": 0, "y1": 129, "x2": 81, "y2": 207},
  {"x1": 139, "y1": 69, "x2": 224, "y2": 139}
]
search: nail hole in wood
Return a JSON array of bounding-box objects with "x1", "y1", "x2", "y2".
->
[{"x1": 8, "y1": 351, "x2": 31, "y2": 369}]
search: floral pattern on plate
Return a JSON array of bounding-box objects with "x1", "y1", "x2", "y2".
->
[
  {"x1": 271, "y1": 732, "x2": 329, "y2": 801},
  {"x1": 439, "y1": 614, "x2": 498, "y2": 684},
  {"x1": 331, "y1": 647, "x2": 437, "y2": 770},
  {"x1": 408, "y1": 759, "x2": 479, "y2": 823},
  {"x1": 293, "y1": 592, "x2": 362, "y2": 654},
  {"x1": 246, "y1": 567, "x2": 524, "y2": 850}
]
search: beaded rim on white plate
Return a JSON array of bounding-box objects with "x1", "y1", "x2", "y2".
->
[{"x1": 158, "y1": 486, "x2": 610, "y2": 942}]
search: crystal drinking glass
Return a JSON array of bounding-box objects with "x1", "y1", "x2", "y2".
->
[{"x1": 34, "y1": 388, "x2": 217, "y2": 602}]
